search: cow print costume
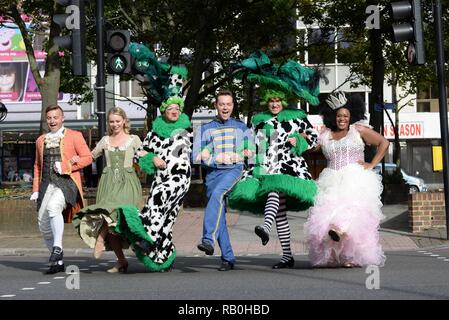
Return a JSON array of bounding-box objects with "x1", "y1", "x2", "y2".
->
[
  {"x1": 229, "y1": 108, "x2": 319, "y2": 213},
  {"x1": 117, "y1": 113, "x2": 192, "y2": 272},
  {"x1": 229, "y1": 108, "x2": 318, "y2": 267}
]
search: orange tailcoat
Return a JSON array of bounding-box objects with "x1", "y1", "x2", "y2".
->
[{"x1": 33, "y1": 128, "x2": 92, "y2": 223}]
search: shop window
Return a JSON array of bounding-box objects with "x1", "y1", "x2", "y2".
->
[{"x1": 417, "y1": 101, "x2": 430, "y2": 112}]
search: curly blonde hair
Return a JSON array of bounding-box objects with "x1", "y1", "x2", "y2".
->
[{"x1": 107, "y1": 107, "x2": 131, "y2": 135}]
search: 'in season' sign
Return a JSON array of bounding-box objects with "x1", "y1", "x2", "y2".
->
[{"x1": 383, "y1": 122, "x2": 424, "y2": 138}]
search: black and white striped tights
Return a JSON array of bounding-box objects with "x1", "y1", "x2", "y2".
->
[{"x1": 262, "y1": 192, "x2": 293, "y2": 263}]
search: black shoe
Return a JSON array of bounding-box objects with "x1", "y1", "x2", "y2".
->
[
  {"x1": 272, "y1": 258, "x2": 295, "y2": 269},
  {"x1": 254, "y1": 226, "x2": 269, "y2": 246},
  {"x1": 45, "y1": 263, "x2": 65, "y2": 275},
  {"x1": 159, "y1": 264, "x2": 173, "y2": 273},
  {"x1": 49, "y1": 246, "x2": 63, "y2": 262},
  {"x1": 135, "y1": 239, "x2": 157, "y2": 255},
  {"x1": 328, "y1": 229, "x2": 341, "y2": 242},
  {"x1": 197, "y1": 241, "x2": 214, "y2": 256},
  {"x1": 218, "y1": 261, "x2": 234, "y2": 271}
]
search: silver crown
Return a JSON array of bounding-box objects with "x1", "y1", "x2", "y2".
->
[{"x1": 326, "y1": 91, "x2": 347, "y2": 110}]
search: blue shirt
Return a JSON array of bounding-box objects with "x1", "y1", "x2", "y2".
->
[{"x1": 193, "y1": 117, "x2": 253, "y2": 170}]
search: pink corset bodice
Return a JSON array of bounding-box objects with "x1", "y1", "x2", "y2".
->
[{"x1": 320, "y1": 125, "x2": 365, "y2": 170}]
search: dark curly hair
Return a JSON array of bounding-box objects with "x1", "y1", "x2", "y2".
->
[{"x1": 320, "y1": 93, "x2": 366, "y2": 131}]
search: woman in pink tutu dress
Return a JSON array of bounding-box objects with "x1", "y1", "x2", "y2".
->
[{"x1": 304, "y1": 91, "x2": 389, "y2": 268}]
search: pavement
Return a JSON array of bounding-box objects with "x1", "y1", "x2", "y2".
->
[{"x1": 0, "y1": 203, "x2": 448, "y2": 257}]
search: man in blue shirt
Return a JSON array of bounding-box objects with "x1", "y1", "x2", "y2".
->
[{"x1": 193, "y1": 90, "x2": 254, "y2": 271}]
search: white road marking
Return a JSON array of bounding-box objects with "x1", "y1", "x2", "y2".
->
[
  {"x1": 0, "y1": 295, "x2": 16, "y2": 298},
  {"x1": 37, "y1": 282, "x2": 51, "y2": 285},
  {"x1": 21, "y1": 288, "x2": 35, "y2": 291},
  {"x1": 53, "y1": 277, "x2": 65, "y2": 279}
]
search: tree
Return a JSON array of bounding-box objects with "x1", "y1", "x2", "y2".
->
[
  {"x1": 103, "y1": 0, "x2": 300, "y2": 122},
  {"x1": 297, "y1": 0, "x2": 449, "y2": 168}
]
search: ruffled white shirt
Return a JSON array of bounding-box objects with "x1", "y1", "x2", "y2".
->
[
  {"x1": 44, "y1": 126, "x2": 65, "y2": 173},
  {"x1": 44, "y1": 126, "x2": 65, "y2": 149}
]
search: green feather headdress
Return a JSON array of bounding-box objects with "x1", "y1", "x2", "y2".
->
[
  {"x1": 160, "y1": 96, "x2": 185, "y2": 113},
  {"x1": 233, "y1": 50, "x2": 320, "y2": 107},
  {"x1": 128, "y1": 42, "x2": 188, "y2": 108}
]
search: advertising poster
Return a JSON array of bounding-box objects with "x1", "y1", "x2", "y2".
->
[{"x1": 0, "y1": 21, "x2": 65, "y2": 103}]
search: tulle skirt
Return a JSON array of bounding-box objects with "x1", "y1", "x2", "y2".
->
[{"x1": 304, "y1": 164, "x2": 386, "y2": 267}]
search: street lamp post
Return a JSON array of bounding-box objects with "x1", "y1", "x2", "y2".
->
[
  {"x1": 433, "y1": 0, "x2": 449, "y2": 240},
  {"x1": 95, "y1": 0, "x2": 106, "y2": 175}
]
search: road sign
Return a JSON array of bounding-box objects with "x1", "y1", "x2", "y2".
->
[{"x1": 374, "y1": 103, "x2": 396, "y2": 112}]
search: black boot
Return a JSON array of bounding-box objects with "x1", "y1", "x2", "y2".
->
[
  {"x1": 197, "y1": 241, "x2": 214, "y2": 256},
  {"x1": 134, "y1": 238, "x2": 158, "y2": 255},
  {"x1": 328, "y1": 229, "x2": 341, "y2": 242},
  {"x1": 45, "y1": 262, "x2": 65, "y2": 275},
  {"x1": 272, "y1": 257, "x2": 295, "y2": 269},
  {"x1": 49, "y1": 246, "x2": 63, "y2": 262},
  {"x1": 254, "y1": 226, "x2": 269, "y2": 246}
]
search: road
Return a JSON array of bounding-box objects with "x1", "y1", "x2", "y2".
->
[{"x1": 1, "y1": 247, "x2": 449, "y2": 301}]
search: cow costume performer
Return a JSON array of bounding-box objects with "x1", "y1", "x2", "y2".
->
[
  {"x1": 115, "y1": 43, "x2": 192, "y2": 272},
  {"x1": 31, "y1": 105, "x2": 92, "y2": 274},
  {"x1": 117, "y1": 97, "x2": 192, "y2": 272},
  {"x1": 228, "y1": 51, "x2": 321, "y2": 269}
]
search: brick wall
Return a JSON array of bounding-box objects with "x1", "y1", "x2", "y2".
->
[{"x1": 408, "y1": 192, "x2": 446, "y2": 233}]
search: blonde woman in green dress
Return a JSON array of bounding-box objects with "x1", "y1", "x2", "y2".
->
[{"x1": 73, "y1": 107, "x2": 142, "y2": 273}]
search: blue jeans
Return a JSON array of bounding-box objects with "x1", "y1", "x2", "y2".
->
[{"x1": 202, "y1": 167, "x2": 242, "y2": 264}]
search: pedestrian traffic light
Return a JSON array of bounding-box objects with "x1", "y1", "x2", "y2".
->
[
  {"x1": 53, "y1": 0, "x2": 87, "y2": 76},
  {"x1": 106, "y1": 30, "x2": 132, "y2": 75},
  {"x1": 390, "y1": 0, "x2": 425, "y2": 65},
  {"x1": 133, "y1": 59, "x2": 150, "y2": 75}
]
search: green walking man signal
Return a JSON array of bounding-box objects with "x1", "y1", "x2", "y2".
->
[{"x1": 106, "y1": 30, "x2": 132, "y2": 75}]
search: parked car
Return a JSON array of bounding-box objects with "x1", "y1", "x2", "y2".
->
[{"x1": 374, "y1": 163, "x2": 428, "y2": 193}]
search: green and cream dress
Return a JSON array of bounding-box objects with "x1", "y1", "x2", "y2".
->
[{"x1": 73, "y1": 134, "x2": 142, "y2": 250}]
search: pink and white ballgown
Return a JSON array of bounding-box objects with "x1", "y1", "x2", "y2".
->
[{"x1": 304, "y1": 123, "x2": 386, "y2": 267}]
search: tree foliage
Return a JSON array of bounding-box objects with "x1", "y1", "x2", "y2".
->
[{"x1": 103, "y1": 0, "x2": 300, "y2": 119}]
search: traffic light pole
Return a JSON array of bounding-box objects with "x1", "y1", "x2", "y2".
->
[
  {"x1": 95, "y1": 0, "x2": 106, "y2": 175},
  {"x1": 433, "y1": 0, "x2": 449, "y2": 240}
]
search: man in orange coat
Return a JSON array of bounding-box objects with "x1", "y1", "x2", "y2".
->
[{"x1": 30, "y1": 105, "x2": 92, "y2": 274}]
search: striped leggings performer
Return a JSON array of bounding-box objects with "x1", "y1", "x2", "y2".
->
[{"x1": 262, "y1": 192, "x2": 293, "y2": 263}]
